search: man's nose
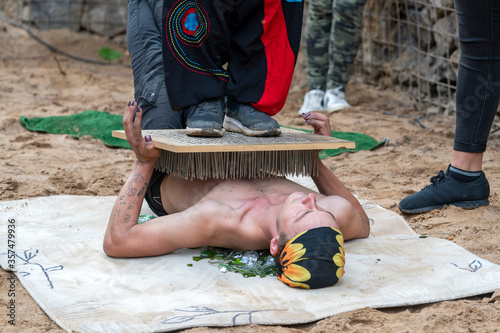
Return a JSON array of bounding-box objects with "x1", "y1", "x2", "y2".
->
[{"x1": 303, "y1": 193, "x2": 316, "y2": 208}]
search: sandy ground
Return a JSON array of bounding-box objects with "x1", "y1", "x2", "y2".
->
[{"x1": 0, "y1": 22, "x2": 500, "y2": 333}]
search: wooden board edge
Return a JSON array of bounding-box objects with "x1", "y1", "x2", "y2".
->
[{"x1": 111, "y1": 129, "x2": 356, "y2": 152}]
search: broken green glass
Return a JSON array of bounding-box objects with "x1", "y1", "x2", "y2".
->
[{"x1": 193, "y1": 247, "x2": 279, "y2": 278}]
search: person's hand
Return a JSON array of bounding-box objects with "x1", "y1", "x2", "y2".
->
[
  {"x1": 122, "y1": 101, "x2": 161, "y2": 164},
  {"x1": 302, "y1": 112, "x2": 332, "y2": 137}
]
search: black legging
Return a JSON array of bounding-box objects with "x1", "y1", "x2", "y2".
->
[{"x1": 454, "y1": 0, "x2": 500, "y2": 153}]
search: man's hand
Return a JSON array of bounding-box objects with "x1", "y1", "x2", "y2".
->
[
  {"x1": 123, "y1": 101, "x2": 161, "y2": 164},
  {"x1": 302, "y1": 112, "x2": 332, "y2": 137}
]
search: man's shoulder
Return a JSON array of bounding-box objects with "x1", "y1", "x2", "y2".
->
[{"x1": 317, "y1": 195, "x2": 351, "y2": 213}]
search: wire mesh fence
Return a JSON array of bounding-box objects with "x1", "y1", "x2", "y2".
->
[{"x1": 360, "y1": 0, "x2": 459, "y2": 114}]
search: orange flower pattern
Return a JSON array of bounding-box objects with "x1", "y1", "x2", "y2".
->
[
  {"x1": 277, "y1": 230, "x2": 312, "y2": 289},
  {"x1": 277, "y1": 227, "x2": 345, "y2": 289}
]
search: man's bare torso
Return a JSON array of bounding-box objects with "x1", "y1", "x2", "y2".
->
[
  {"x1": 162, "y1": 175, "x2": 320, "y2": 213},
  {"x1": 159, "y1": 175, "x2": 322, "y2": 249}
]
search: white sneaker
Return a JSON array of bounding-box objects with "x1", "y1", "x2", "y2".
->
[
  {"x1": 298, "y1": 89, "x2": 325, "y2": 115},
  {"x1": 324, "y1": 87, "x2": 350, "y2": 112}
]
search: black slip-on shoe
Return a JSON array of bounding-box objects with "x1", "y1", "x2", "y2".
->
[
  {"x1": 185, "y1": 98, "x2": 225, "y2": 137},
  {"x1": 224, "y1": 98, "x2": 281, "y2": 137},
  {"x1": 398, "y1": 165, "x2": 490, "y2": 214}
]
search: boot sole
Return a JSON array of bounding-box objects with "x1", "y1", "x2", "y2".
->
[
  {"x1": 185, "y1": 127, "x2": 224, "y2": 137},
  {"x1": 223, "y1": 116, "x2": 281, "y2": 137},
  {"x1": 399, "y1": 198, "x2": 490, "y2": 214}
]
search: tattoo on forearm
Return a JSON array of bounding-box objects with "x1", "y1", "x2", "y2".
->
[
  {"x1": 133, "y1": 197, "x2": 140, "y2": 209},
  {"x1": 113, "y1": 172, "x2": 150, "y2": 226},
  {"x1": 126, "y1": 182, "x2": 138, "y2": 197},
  {"x1": 133, "y1": 174, "x2": 145, "y2": 184},
  {"x1": 137, "y1": 182, "x2": 148, "y2": 199}
]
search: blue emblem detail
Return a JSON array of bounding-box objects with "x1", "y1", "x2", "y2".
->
[{"x1": 184, "y1": 13, "x2": 198, "y2": 32}]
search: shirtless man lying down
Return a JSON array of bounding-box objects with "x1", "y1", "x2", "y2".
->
[{"x1": 103, "y1": 102, "x2": 369, "y2": 289}]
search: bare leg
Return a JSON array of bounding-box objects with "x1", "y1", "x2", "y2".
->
[{"x1": 451, "y1": 151, "x2": 484, "y2": 172}]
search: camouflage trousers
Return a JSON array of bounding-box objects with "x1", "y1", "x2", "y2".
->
[{"x1": 306, "y1": 0, "x2": 367, "y2": 90}]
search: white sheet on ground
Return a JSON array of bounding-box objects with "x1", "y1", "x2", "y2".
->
[{"x1": 1, "y1": 190, "x2": 499, "y2": 332}]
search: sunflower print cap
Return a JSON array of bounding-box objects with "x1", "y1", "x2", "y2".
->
[{"x1": 277, "y1": 227, "x2": 345, "y2": 289}]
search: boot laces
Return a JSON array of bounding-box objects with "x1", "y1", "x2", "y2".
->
[
  {"x1": 422, "y1": 170, "x2": 445, "y2": 190},
  {"x1": 194, "y1": 100, "x2": 220, "y2": 116},
  {"x1": 430, "y1": 170, "x2": 445, "y2": 183}
]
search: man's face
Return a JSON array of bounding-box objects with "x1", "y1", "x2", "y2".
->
[{"x1": 277, "y1": 192, "x2": 339, "y2": 240}]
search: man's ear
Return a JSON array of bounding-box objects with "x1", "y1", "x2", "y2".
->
[{"x1": 270, "y1": 236, "x2": 280, "y2": 256}]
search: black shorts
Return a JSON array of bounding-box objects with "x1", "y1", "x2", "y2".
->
[{"x1": 145, "y1": 169, "x2": 168, "y2": 217}]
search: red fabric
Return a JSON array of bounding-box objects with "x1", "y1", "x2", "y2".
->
[{"x1": 252, "y1": 0, "x2": 296, "y2": 116}]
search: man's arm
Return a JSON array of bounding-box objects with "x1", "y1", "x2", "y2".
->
[
  {"x1": 103, "y1": 159, "x2": 218, "y2": 257},
  {"x1": 103, "y1": 102, "x2": 217, "y2": 257},
  {"x1": 103, "y1": 160, "x2": 162, "y2": 257},
  {"x1": 303, "y1": 112, "x2": 370, "y2": 239},
  {"x1": 313, "y1": 161, "x2": 370, "y2": 239}
]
